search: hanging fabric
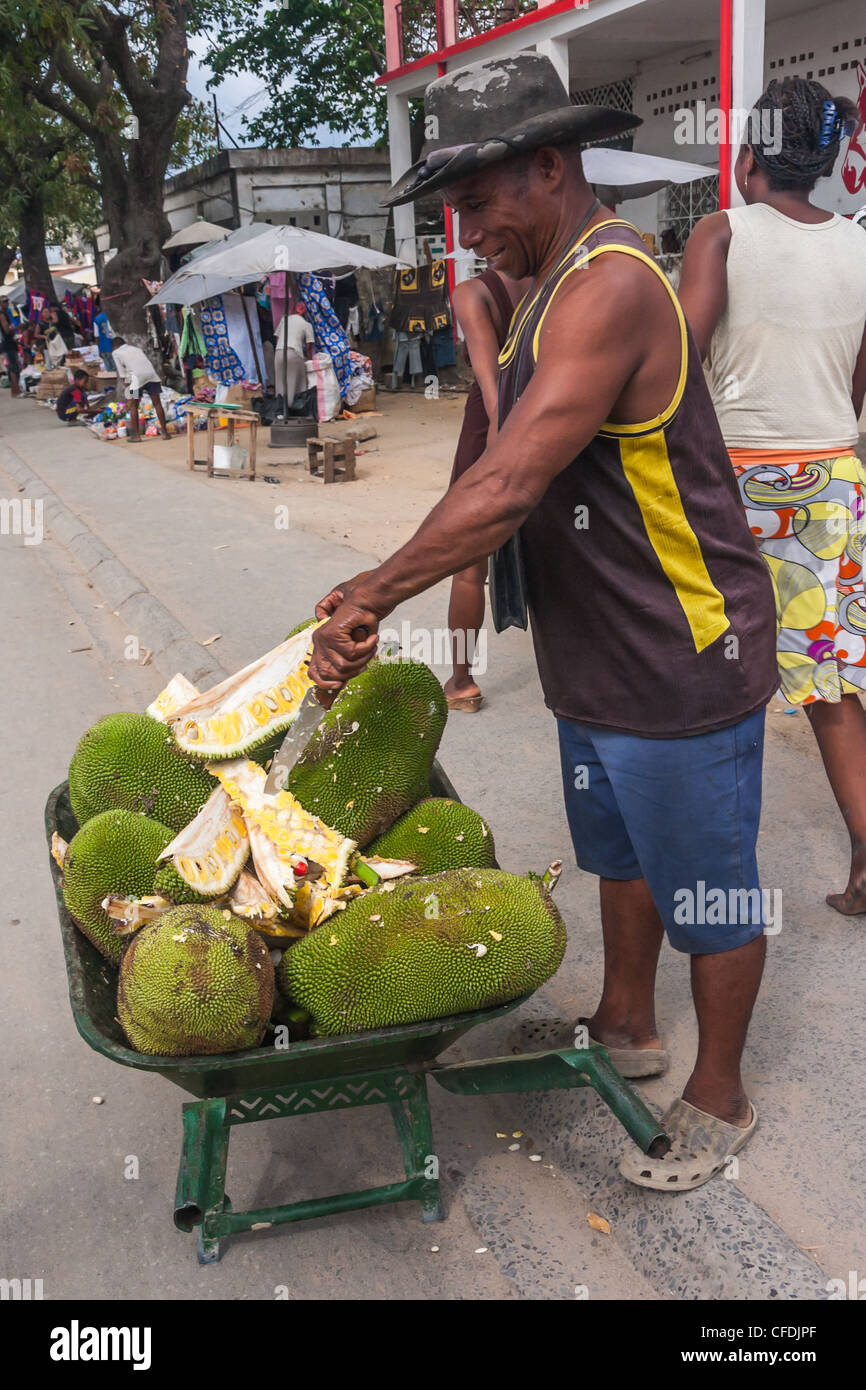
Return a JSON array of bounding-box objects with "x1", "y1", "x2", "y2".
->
[
  {"x1": 296, "y1": 272, "x2": 353, "y2": 398},
  {"x1": 199, "y1": 296, "x2": 247, "y2": 384},
  {"x1": 389, "y1": 261, "x2": 451, "y2": 334}
]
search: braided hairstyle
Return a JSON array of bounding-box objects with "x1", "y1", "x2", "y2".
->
[{"x1": 749, "y1": 76, "x2": 858, "y2": 190}]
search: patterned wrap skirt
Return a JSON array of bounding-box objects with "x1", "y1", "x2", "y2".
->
[{"x1": 730, "y1": 447, "x2": 866, "y2": 706}]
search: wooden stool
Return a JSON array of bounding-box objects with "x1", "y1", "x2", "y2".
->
[{"x1": 306, "y1": 436, "x2": 356, "y2": 483}]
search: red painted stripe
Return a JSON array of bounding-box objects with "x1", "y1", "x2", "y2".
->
[
  {"x1": 376, "y1": 0, "x2": 584, "y2": 85},
  {"x1": 719, "y1": 0, "x2": 733, "y2": 209}
]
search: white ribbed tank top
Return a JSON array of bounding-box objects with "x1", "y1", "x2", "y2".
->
[{"x1": 706, "y1": 203, "x2": 866, "y2": 449}]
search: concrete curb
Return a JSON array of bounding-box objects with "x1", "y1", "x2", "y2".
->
[
  {"x1": 481, "y1": 1002, "x2": 830, "y2": 1301},
  {"x1": 0, "y1": 440, "x2": 229, "y2": 690},
  {"x1": 2, "y1": 432, "x2": 829, "y2": 1301}
]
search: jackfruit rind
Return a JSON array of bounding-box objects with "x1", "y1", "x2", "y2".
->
[
  {"x1": 278, "y1": 867, "x2": 566, "y2": 1035},
  {"x1": 286, "y1": 658, "x2": 448, "y2": 847},
  {"x1": 117, "y1": 905, "x2": 274, "y2": 1056},
  {"x1": 368, "y1": 798, "x2": 496, "y2": 873},
  {"x1": 146, "y1": 674, "x2": 200, "y2": 724},
  {"x1": 285, "y1": 616, "x2": 316, "y2": 641},
  {"x1": 170, "y1": 627, "x2": 320, "y2": 760},
  {"x1": 68, "y1": 712, "x2": 216, "y2": 833},
  {"x1": 62, "y1": 809, "x2": 174, "y2": 963}
]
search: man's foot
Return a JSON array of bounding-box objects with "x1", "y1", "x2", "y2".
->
[
  {"x1": 618, "y1": 1097, "x2": 758, "y2": 1191},
  {"x1": 580, "y1": 1014, "x2": 668, "y2": 1078},
  {"x1": 826, "y1": 850, "x2": 866, "y2": 915}
]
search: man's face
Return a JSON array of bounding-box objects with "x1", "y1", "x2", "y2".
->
[{"x1": 444, "y1": 159, "x2": 542, "y2": 279}]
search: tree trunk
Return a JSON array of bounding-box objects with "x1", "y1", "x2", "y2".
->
[
  {"x1": 0, "y1": 246, "x2": 16, "y2": 286},
  {"x1": 99, "y1": 183, "x2": 169, "y2": 356},
  {"x1": 18, "y1": 191, "x2": 57, "y2": 304}
]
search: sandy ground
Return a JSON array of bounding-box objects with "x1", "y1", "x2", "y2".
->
[{"x1": 118, "y1": 388, "x2": 471, "y2": 560}]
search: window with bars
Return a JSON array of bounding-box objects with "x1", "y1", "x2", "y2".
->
[
  {"x1": 664, "y1": 174, "x2": 719, "y2": 246},
  {"x1": 572, "y1": 78, "x2": 635, "y2": 149}
]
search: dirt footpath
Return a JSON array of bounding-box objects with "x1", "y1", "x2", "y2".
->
[{"x1": 119, "y1": 389, "x2": 469, "y2": 559}]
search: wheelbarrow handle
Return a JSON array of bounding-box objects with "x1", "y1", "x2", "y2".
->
[{"x1": 429, "y1": 1046, "x2": 670, "y2": 1158}]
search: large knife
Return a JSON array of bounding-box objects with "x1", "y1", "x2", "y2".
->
[
  {"x1": 263, "y1": 683, "x2": 329, "y2": 795},
  {"x1": 263, "y1": 625, "x2": 381, "y2": 795}
]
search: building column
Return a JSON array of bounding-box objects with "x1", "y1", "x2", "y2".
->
[
  {"x1": 725, "y1": 0, "x2": 766, "y2": 207},
  {"x1": 387, "y1": 86, "x2": 417, "y2": 265},
  {"x1": 535, "y1": 35, "x2": 570, "y2": 92}
]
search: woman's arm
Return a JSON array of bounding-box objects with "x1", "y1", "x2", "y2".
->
[
  {"x1": 852, "y1": 320, "x2": 866, "y2": 420},
  {"x1": 676, "y1": 211, "x2": 732, "y2": 360},
  {"x1": 452, "y1": 279, "x2": 502, "y2": 422}
]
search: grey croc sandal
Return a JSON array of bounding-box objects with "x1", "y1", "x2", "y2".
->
[
  {"x1": 619, "y1": 1097, "x2": 758, "y2": 1191},
  {"x1": 507, "y1": 1016, "x2": 669, "y2": 1078}
]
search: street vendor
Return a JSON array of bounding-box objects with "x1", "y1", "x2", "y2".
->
[
  {"x1": 307, "y1": 52, "x2": 780, "y2": 1192},
  {"x1": 111, "y1": 336, "x2": 169, "y2": 441},
  {"x1": 0, "y1": 296, "x2": 21, "y2": 397}
]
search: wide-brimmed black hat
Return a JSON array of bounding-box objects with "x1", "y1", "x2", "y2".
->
[{"x1": 383, "y1": 50, "x2": 641, "y2": 207}]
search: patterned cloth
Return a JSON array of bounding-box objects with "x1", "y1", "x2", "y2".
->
[
  {"x1": 199, "y1": 296, "x2": 246, "y2": 384},
  {"x1": 731, "y1": 448, "x2": 866, "y2": 705},
  {"x1": 296, "y1": 273, "x2": 352, "y2": 397}
]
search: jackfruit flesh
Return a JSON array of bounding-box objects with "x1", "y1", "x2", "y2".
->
[
  {"x1": 285, "y1": 658, "x2": 448, "y2": 847},
  {"x1": 117, "y1": 905, "x2": 274, "y2": 1056},
  {"x1": 368, "y1": 798, "x2": 496, "y2": 873},
  {"x1": 278, "y1": 867, "x2": 566, "y2": 1035},
  {"x1": 170, "y1": 627, "x2": 321, "y2": 759},
  {"x1": 68, "y1": 712, "x2": 216, "y2": 833},
  {"x1": 62, "y1": 809, "x2": 174, "y2": 963},
  {"x1": 153, "y1": 786, "x2": 248, "y2": 902},
  {"x1": 207, "y1": 758, "x2": 355, "y2": 891},
  {"x1": 146, "y1": 674, "x2": 200, "y2": 723}
]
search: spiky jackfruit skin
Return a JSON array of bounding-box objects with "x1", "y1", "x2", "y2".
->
[
  {"x1": 117, "y1": 906, "x2": 274, "y2": 1056},
  {"x1": 278, "y1": 868, "x2": 566, "y2": 1035},
  {"x1": 69, "y1": 713, "x2": 216, "y2": 832},
  {"x1": 286, "y1": 659, "x2": 448, "y2": 847},
  {"x1": 152, "y1": 863, "x2": 217, "y2": 905},
  {"x1": 285, "y1": 617, "x2": 316, "y2": 641},
  {"x1": 62, "y1": 810, "x2": 174, "y2": 963},
  {"x1": 369, "y1": 799, "x2": 496, "y2": 873}
]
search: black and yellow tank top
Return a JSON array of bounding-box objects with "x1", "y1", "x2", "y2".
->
[{"x1": 498, "y1": 218, "x2": 778, "y2": 737}]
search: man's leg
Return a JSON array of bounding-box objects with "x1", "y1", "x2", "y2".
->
[
  {"x1": 586, "y1": 877, "x2": 664, "y2": 1053},
  {"x1": 150, "y1": 389, "x2": 169, "y2": 438},
  {"x1": 804, "y1": 694, "x2": 866, "y2": 913},
  {"x1": 127, "y1": 397, "x2": 140, "y2": 440},
  {"x1": 684, "y1": 934, "x2": 765, "y2": 1126},
  {"x1": 601, "y1": 710, "x2": 767, "y2": 1127}
]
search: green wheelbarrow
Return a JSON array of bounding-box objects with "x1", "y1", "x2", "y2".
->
[{"x1": 46, "y1": 774, "x2": 669, "y2": 1264}]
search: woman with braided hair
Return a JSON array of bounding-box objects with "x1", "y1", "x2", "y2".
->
[{"x1": 680, "y1": 76, "x2": 866, "y2": 915}]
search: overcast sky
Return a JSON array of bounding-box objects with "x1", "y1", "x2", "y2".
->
[{"x1": 186, "y1": 31, "x2": 342, "y2": 149}]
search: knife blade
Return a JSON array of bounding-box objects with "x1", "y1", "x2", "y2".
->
[
  {"x1": 263, "y1": 684, "x2": 328, "y2": 794},
  {"x1": 263, "y1": 624, "x2": 372, "y2": 795}
]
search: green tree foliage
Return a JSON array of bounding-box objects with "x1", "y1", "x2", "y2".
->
[{"x1": 206, "y1": 0, "x2": 388, "y2": 146}]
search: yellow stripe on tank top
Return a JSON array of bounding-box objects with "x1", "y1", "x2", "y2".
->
[{"x1": 619, "y1": 430, "x2": 729, "y2": 653}]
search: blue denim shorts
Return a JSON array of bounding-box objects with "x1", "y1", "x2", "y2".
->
[{"x1": 557, "y1": 709, "x2": 767, "y2": 954}]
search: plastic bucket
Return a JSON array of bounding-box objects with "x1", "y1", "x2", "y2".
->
[{"x1": 213, "y1": 443, "x2": 248, "y2": 471}]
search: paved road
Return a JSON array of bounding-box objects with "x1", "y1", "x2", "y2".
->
[{"x1": 2, "y1": 396, "x2": 857, "y2": 1298}]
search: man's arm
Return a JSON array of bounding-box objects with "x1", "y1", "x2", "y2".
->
[
  {"x1": 676, "y1": 211, "x2": 731, "y2": 360},
  {"x1": 308, "y1": 256, "x2": 649, "y2": 688}
]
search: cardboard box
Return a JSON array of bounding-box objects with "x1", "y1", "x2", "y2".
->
[{"x1": 355, "y1": 386, "x2": 376, "y2": 412}]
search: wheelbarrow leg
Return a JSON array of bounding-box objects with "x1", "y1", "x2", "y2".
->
[
  {"x1": 389, "y1": 1075, "x2": 442, "y2": 1223},
  {"x1": 175, "y1": 1098, "x2": 232, "y2": 1264}
]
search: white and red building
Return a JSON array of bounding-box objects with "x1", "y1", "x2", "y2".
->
[{"x1": 379, "y1": 0, "x2": 866, "y2": 270}]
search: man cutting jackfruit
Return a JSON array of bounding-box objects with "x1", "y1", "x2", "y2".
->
[{"x1": 307, "y1": 52, "x2": 779, "y2": 1193}]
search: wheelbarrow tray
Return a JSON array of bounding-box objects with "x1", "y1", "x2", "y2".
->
[{"x1": 47, "y1": 766, "x2": 668, "y2": 1262}]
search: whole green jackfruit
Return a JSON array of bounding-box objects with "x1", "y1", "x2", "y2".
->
[
  {"x1": 62, "y1": 809, "x2": 174, "y2": 963},
  {"x1": 69, "y1": 712, "x2": 215, "y2": 832},
  {"x1": 286, "y1": 658, "x2": 447, "y2": 847},
  {"x1": 369, "y1": 798, "x2": 496, "y2": 874},
  {"x1": 117, "y1": 905, "x2": 274, "y2": 1056},
  {"x1": 278, "y1": 867, "x2": 566, "y2": 1035}
]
